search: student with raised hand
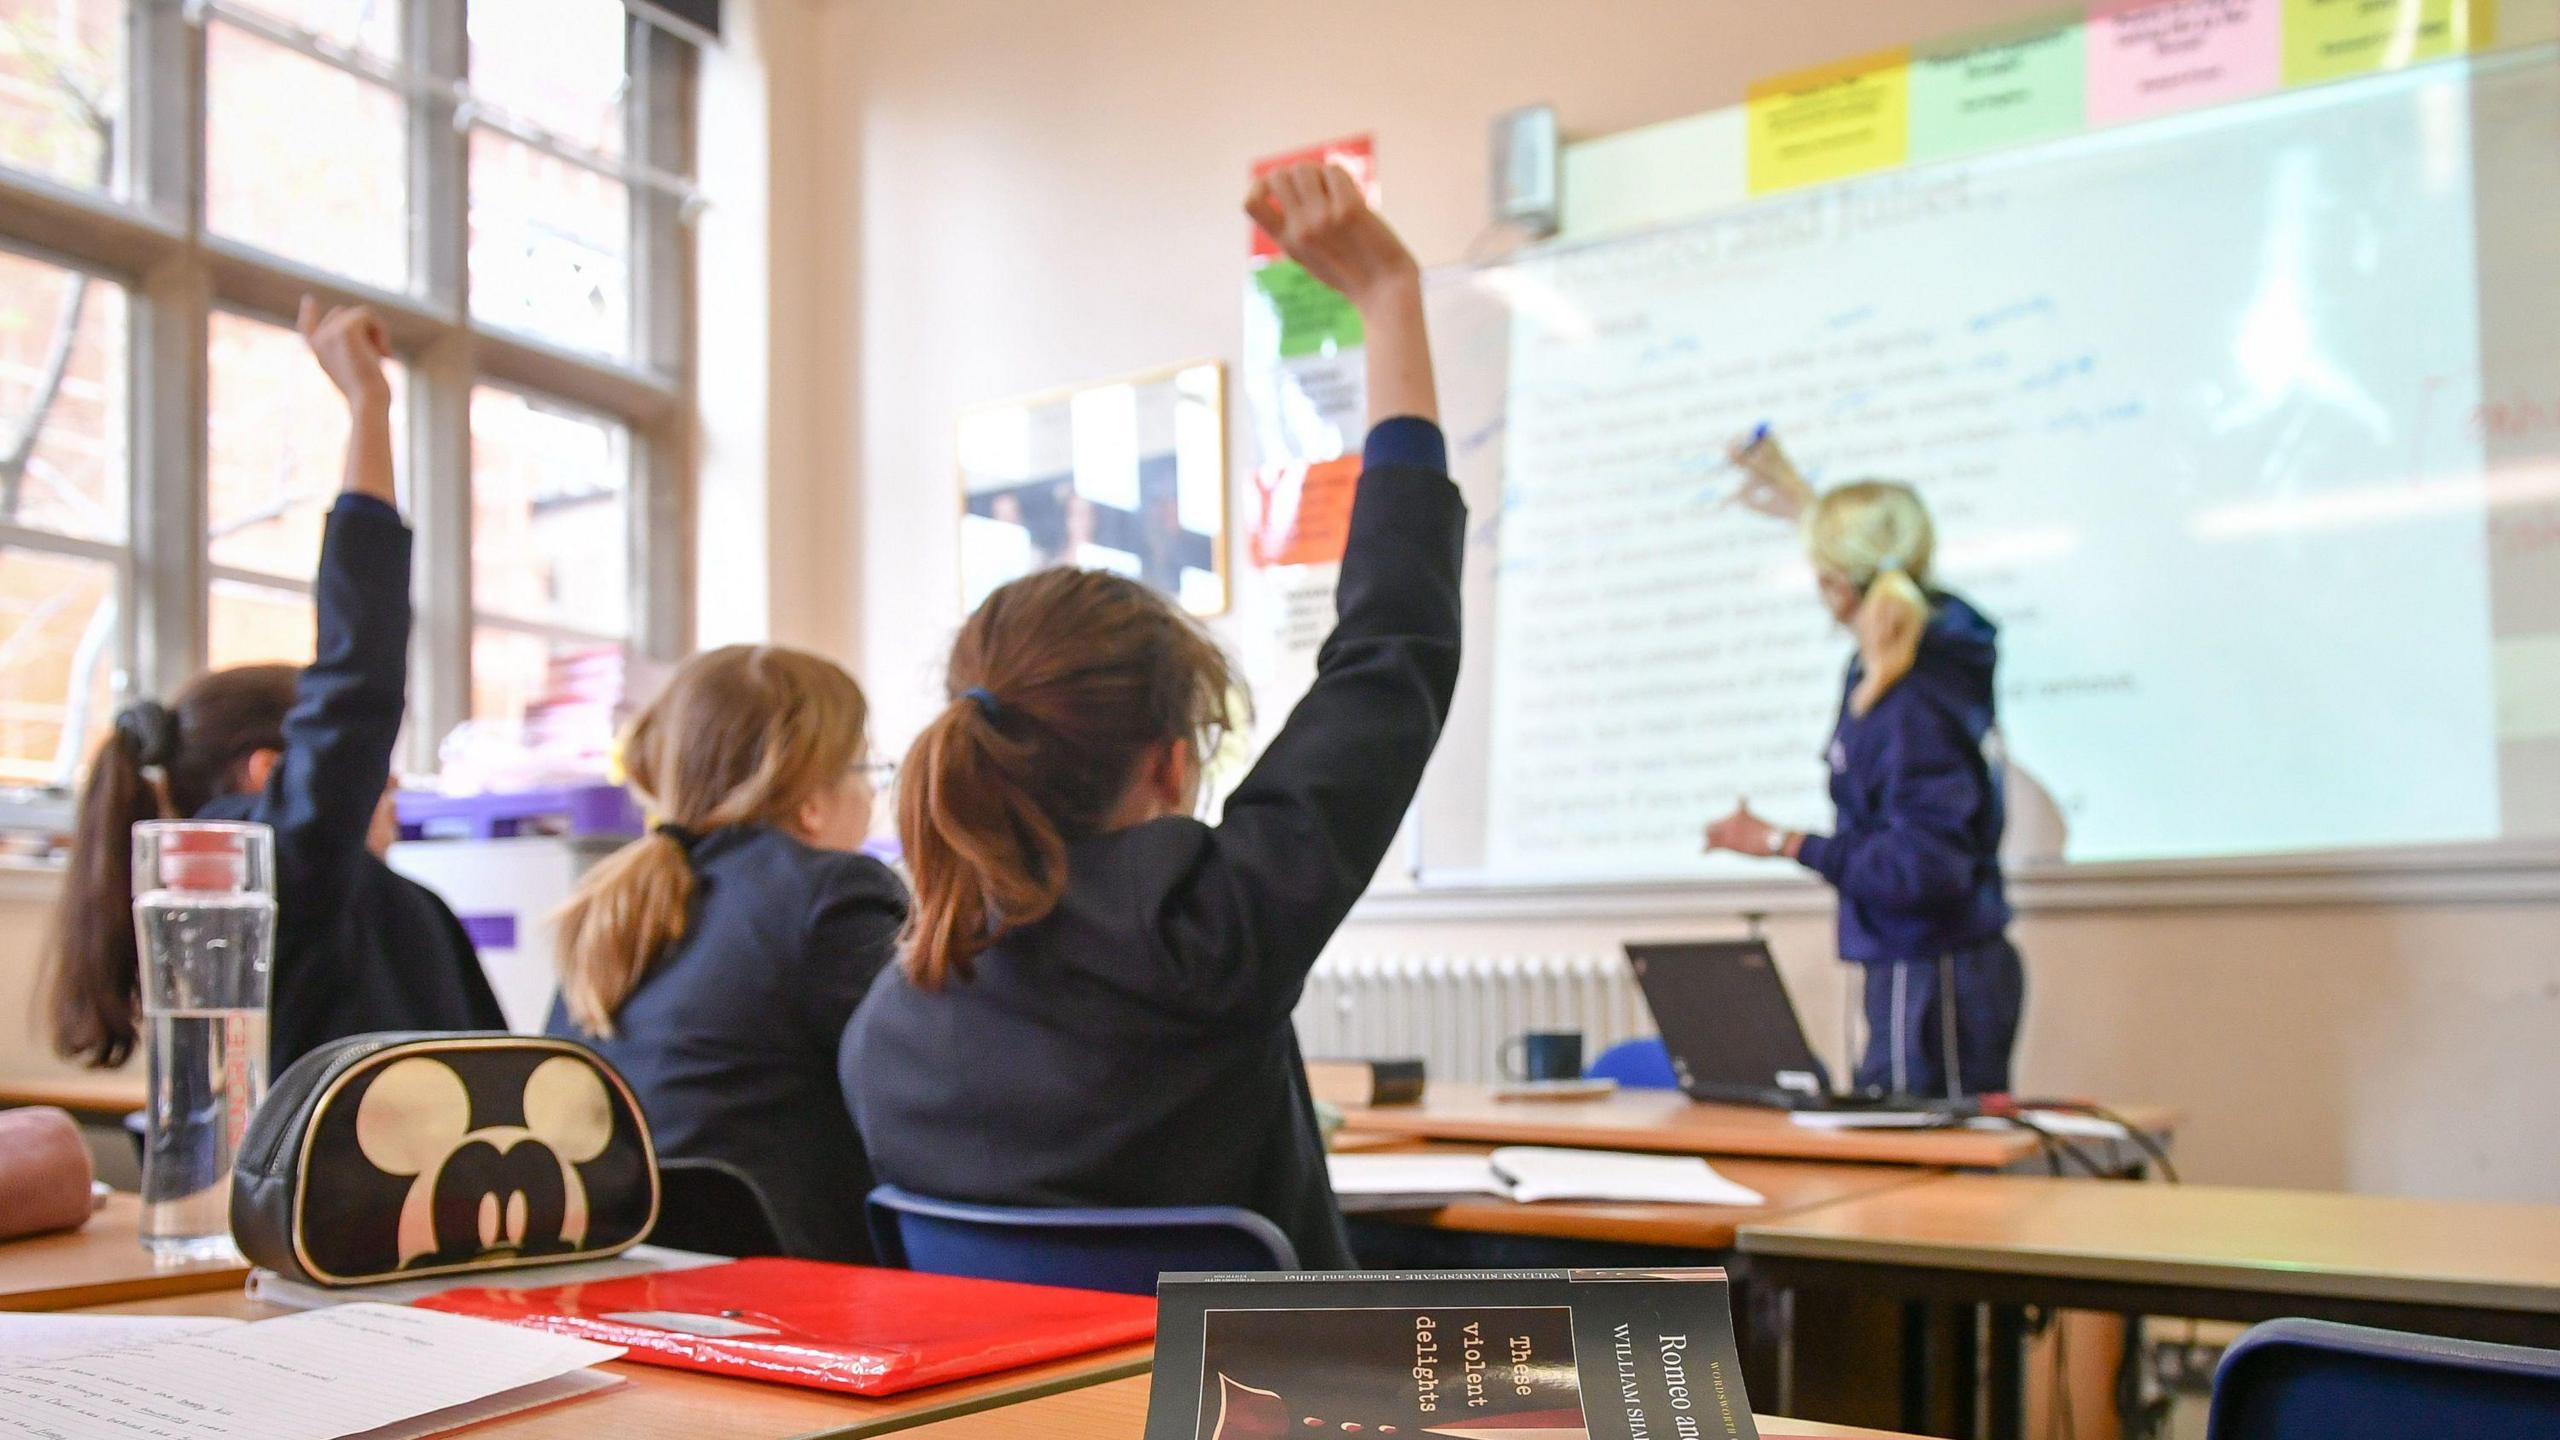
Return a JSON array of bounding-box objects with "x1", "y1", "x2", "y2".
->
[
  {"x1": 550, "y1": 646, "x2": 904, "y2": 1262},
  {"x1": 842, "y1": 163, "x2": 1462, "y2": 1270},
  {"x1": 46, "y1": 299, "x2": 504, "y2": 1076},
  {"x1": 1705, "y1": 432, "x2": 2022, "y2": 1098}
]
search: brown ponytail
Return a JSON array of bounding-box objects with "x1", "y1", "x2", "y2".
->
[
  {"x1": 901, "y1": 568, "x2": 1239, "y2": 991},
  {"x1": 46, "y1": 666, "x2": 298, "y2": 1068},
  {"x1": 554, "y1": 646, "x2": 870, "y2": 1036}
]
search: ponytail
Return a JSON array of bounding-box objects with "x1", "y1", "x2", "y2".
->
[
  {"x1": 46, "y1": 723, "x2": 165, "y2": 1068},
  {"x1": 1804, "y1": 479, "x2": 1938, "y2": 716},
  {"x1": 900, "y1": 568, "x2": 1237, "y2": 991},
  {"x1": 552, "y1": 829, "x2": 696, "y2": 1037},
  {"x1": 552, "y1": 646, "x2": 871, "y2": 1037},
  {"x1": 45, "y1": 671, "x2": 295, "y2": 1068},
  {"x1": 1849, "y1": 566, "x2": 1928, "y2": 716}
]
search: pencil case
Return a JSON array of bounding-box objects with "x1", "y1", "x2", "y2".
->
[{"x1": 231, "y1": 1032, "x2": 659, "y2": 1287}]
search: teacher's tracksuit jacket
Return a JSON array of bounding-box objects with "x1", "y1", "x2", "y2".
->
[{"x1": 1795, "y1": 592, "x2": 2024, "y2": 1097}]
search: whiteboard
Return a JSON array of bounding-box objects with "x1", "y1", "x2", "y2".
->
[{"x1": 1407, "y1": 49, "x2": 2560, "y2": 892}]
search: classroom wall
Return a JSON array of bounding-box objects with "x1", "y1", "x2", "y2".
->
[{"x1": 769, "y1": 0, "x2": 2560, "y2": 1204}]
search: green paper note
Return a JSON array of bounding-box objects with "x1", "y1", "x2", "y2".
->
[
  {"x1": 1252, "y1": 260, "x2": 1364, "y2": 360},
  {"x1": 1910, "y1": 15, "x2": 2086, "y2": 162}
]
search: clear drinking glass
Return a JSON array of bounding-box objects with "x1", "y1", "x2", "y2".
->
[{"x1": 132, "y1": 821, "x2": 276, "y2": 1260}]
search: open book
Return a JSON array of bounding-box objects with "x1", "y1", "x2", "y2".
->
[{"x1": 1326, "y1": 1146, "x2": 1765, "y2": 1210}]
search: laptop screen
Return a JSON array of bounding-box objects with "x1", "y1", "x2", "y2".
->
[{"x1": 1625, "y1": 940, "x2": 1833, "y2": 1101}]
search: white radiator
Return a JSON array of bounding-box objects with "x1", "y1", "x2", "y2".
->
[{"x1": 1292, "y1": 952, "x2": 1653, "y2": 1085}]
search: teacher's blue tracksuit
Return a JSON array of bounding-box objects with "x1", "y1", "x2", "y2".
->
[{"x1": 1793, "y1": 593, "x2": 2024, "y2": 1097}]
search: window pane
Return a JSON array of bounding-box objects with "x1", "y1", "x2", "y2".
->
[
  {"x1": 207, "y1": 577, "x2": 314, "y2": 670},
  {"x1": 467, "y1": 0, "x2": 626, "y2": 157},
  {"x1": 468, "y1": 128, "x2": 630, "y2": 358},
  {"x1": 470, "y1": 388, "x2": 628, "y2": 635},
  {"x1": 469, "y1": 627, "x2": 623, "y2": 766},
  {"x1": 0, "y1": 251, "x2": 125, "y2": 543},
  {"x1": 0, "y1": 548, "x2": 116, "y2": 787},
  {"x1": 0, "y1": 0, "x2": 122, "y2": 191},
  {"x1": 208, "y1": 311, "x2": 405, "y2": 582},
  {"x1": 228, "y1": 0, "x2": 398, "y2": 63},
  {"x1": 205, "y1": 22, "x2": 406, "y2": 291}
]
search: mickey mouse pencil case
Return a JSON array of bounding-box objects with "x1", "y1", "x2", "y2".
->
[{"x1": 232, "y1": 1033, "x2": 659, "y2": 1286}]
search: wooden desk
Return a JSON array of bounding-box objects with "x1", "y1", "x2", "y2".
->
[
  {"x1": 1337, "y1": 1087, "x2": 2177, "y2": 1172},
  {"x1": 1738, "y1": 1175, "x2": 2560, "y2": 1440},
  {"x1": 891, "y1": 1373, "x2": 1927, "y2": 1440},
  {"x1": 0, "y1": 1195, "x2": 250, "y2": 1312},
  {"x1": 0, "y1": 1073, "x2": 145, "y2": 1119},
  {"x1": 86, "y1": 1290, "x2": 1151, "y2": 1439},
  {"x1": 1351, "y1": 1144, "x2": 1947, "y2": 1251}
]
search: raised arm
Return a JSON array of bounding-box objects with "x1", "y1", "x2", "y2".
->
[
  {"x1": 250, "y1": 301, "x2": 413, "y2": 909},
  {"x1": 1165, "y1": 167, "x2": 1463, "y2": 1020}
]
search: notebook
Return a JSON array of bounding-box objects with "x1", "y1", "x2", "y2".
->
[
  {"x1": 415, "y1": 1257, "x2": 1157, "y2": 1397},
  {"x1": 1327, "y1": 1146, "x2": 1766, "y2": 1210}
]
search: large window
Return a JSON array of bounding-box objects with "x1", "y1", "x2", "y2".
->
[{"x1": 0, "y1": 0, "x2": 697, "y2": 815}]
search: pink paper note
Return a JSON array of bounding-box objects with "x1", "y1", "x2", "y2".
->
[{"x1": 2087, "y1": 0, "x2": 2281, "y2": 124}]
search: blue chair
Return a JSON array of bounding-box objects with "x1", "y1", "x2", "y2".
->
[
  {"x1": 1586, "y1": 1036, "x2": 1679, "y2": 1089},
  {"x1": 865, "y1": 1185, "x2": 1297, "y2": 1296},
  {"x1": 2207, "y1": 1318, "x2": 2560, "y2": 1440}
]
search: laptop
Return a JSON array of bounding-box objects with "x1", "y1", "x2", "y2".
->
[{"x1": 1624, "y1": 939, "x2": 1930, "y2": 1112}]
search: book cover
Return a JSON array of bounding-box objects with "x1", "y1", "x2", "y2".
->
[
  {"x1": 1146, "y1": 1269, "x2": 1758, "y2": 1440},
  {"x1": 1307, "y1": 1059, "x2": 1428, "y2": 1107},
  {"x1": 414, "y1": 1257, "x2": 1154, "y2": 1397}
]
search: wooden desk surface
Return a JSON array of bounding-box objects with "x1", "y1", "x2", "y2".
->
[
  {"x1": 1338, "y1": 1085, "x2": 2178, "y2": 1171},
  {"x1": 85, "y1": 1290, "x2": 1151, "y2": 1439},
  {"x1": 0, "y1": 1195, "x2": 250, "y2": 1312},
  {"x1": 1738, "y1": 1174, "x2": 2560, "y2": 1314},
  {"x1": 892, "y1": 1374, "x2": 1924, "y2": 1440},
  {"x1": 0, "y1": 1072, "x2": 145, "y2": 1117},
  {"x1": 1354, "y1": 1144, "x2": 1947, "y2": 1250}
]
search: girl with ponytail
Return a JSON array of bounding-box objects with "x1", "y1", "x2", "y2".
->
[
  {"x1": 1706, "y1": 436, "x2": 2024, "y2": 1098},
  {"x1": 844, "y1": 163, "x2": 1463, "y2": 1270},
  {"x1": 550, "y1": 645, "x2": 904, "y2": 1262},
  {"x1": 45, "y1": 299, "x2": 502, "y2": 1074}
]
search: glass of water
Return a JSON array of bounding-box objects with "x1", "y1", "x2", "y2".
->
[{"x1": 132, "y1": 820, "x2": 275, "y2": 1261}]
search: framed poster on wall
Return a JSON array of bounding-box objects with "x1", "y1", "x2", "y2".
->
[{"x1": 955, "y1": 360, "x2": 1229, "y2": 616}]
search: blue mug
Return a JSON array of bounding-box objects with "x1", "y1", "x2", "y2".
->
[{"x1": 1499, "y1": 1030, "x2": 1585, "y2": 1083}]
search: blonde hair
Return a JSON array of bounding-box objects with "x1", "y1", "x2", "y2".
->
[
  {"x1": 1806, "y1": 480, "x2": 1936, "y2": 717},
  {"x1": 554, "y1": 645, "x2": 870, "y2": 1035}
]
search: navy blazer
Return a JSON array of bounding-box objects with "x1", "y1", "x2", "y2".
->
[
  {"x1": 1794, "y1": 592, "x2": 2013, "y2": 964},
  {"x1": 843, "y1": 419, "x2": 1464, "y2": 1271},
  {"x1": 552, "y1": 825, "x2": 907, "y2": 1262},
  {"x1": 199, "y1": 495, "x2": 504, "y2": 1073}
]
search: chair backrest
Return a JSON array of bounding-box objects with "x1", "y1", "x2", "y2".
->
[
  {"x1": 652, "y1": 1157, "x2": 790, "y2": 1259},
  {"x1": 1586, "y1": 1036, "x2": 1680, "y2": 1089},
  {"x1": 866, "y1": 1185, "x2": 1297, "y2": 1296},
  {"x1": 2208, "y1": 1318, "x2": 2560, "y2": 1440}
]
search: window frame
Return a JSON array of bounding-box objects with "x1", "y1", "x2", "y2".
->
[{"x1": 0, "y1": 0, "x2": 696, "y2": 806}]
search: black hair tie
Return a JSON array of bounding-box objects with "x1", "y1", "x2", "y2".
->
[
  {"x1": 113, "y1": 701, "x2": 179, "y2": 769},
  {"x1": 961, "y1": 687, "x2": 1002, "y2": 721},
  {"x1": 654, "y1": 821, "x2": 702, "y2": 852}
]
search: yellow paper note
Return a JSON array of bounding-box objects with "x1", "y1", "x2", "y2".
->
[
  {"x1": 1747, "y1": 48, "x2": 1912, "y2": 194},
  {"x1": 2283, "y1": 0, "x2": 2493, "y2": 83}
]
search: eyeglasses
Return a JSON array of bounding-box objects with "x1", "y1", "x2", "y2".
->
[{"x1": 860, "y1": 759, "x2": 898, "y2": 789}]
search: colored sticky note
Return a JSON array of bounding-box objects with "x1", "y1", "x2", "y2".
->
[
  {"x1": 1248, "y1": 456, "x2": 1362, "y2": 568},
  {"x1": 1746, "y1": 48, "x2": 1911, "y2": 193},
  {"x1": 2087, "y1": 0, "x2": 2283, "y2": 125},
  {"x1": 2283, "y1": 0, "x2": 2492, "y2": 83},
  {"x1": 1250, "y1": 260, "x2": 1364, "y2": 360},
  {"x1": 1910, "y1": 15, "x2": 2088, "y2": 160}
]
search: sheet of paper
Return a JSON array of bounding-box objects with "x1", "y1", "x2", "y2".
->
[
  {"x1": 1488, "y1": 1147, "x2": 1768, "y2": 1207},
  {"x1": 1968, "y1": 1109, "x2": 2133, "y2": 1140},
  {"x1": 1788, "y1": 1110, "x2": 1955, "y2": 1130},
  {"x1": 349, "y1": 1369, "x2": 622, "y2": 1440},
  {"x1": 0, "y1": 1315, "x2": 242, "y2": 1366},
  {"x1": 1326, "y1": 1153, "x2": 1505, "y2": 1199},
  {"x1": 0, "y1": 1302, "x2": 621, "y2": 1440}
]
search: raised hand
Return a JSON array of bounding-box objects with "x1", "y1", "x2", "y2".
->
[
  {"x1": 297, "y1": 296, "x2": 392, "y2": 412},
  {"x1": 1244, "y1": 161, "x2": 1419, "y2": 314}
]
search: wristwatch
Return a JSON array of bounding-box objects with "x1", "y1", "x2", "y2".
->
[{"x1": 1765, "y1": 829, "x2": 1791, "y2": 857}]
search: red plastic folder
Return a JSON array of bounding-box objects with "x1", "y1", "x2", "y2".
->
[{"x1": 414, "y1": 1257, "x2": 1157, "y2": 1397}]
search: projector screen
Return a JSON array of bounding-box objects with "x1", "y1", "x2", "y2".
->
[{"x1": 1410, "y1": 51, "x2": 2560, "y2": 887}]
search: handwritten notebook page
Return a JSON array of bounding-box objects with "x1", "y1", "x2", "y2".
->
[{"x1": 0, "y1": 1302, "x2": 620, "y2": 1440}]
